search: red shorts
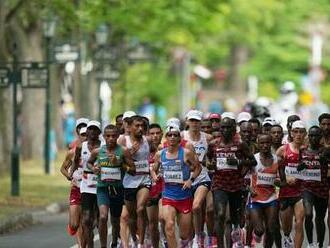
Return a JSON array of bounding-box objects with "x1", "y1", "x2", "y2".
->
[
  {"x1": 149, "y1": 178, "x2": 164, "y2": 198},
  {"x1": 162, "y1": 197, "x2": 193, "y2": 214},
  {"x1": 69, "y1": 186, "x2": 81, "y2": 205}
]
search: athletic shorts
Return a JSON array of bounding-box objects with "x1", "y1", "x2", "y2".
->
[
  {"x1": 280, "y1": 196, "x2": 302, "y2": 211},
  {"x1": 147, "y1": 194, "x2": 161, "y2": 207},
  {"x1": 124, "y1": 184, "x2": 151, "y2": 202},
  {"x1": 69, "y1": 186, "x2": 81, "y2": 206},
  {"x1": 97, "y1": 185, "x2": 124, "y2": 218},
  {"x1": 248, "y1": 200, "x2": 278, "y2": 209},
  {"x1": 192, "y1": 181, "x2": 211, "y2": 195},
  {"x1": 81, "y1": 192, "x2": 98, "y2": 212},
  {"x1": 162, "y1": 197, "x2": 193, "y2": 214}
]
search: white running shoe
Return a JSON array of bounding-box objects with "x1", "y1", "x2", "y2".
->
[{"x1": 283, "y1": 235, "x2": 294, "y2": 248}]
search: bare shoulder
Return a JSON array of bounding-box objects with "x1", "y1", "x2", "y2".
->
[{"x1": 117, "y1": 135, "x2": 126, "y2": 146}]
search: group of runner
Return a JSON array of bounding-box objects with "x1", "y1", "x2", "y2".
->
[{"x1": 60, "y1": 110, "x2": 330, "y2": 248}]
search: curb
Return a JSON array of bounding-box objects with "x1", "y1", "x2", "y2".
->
[{"x1": 0, "y1": 202, "x2": 67, "y2": 235}]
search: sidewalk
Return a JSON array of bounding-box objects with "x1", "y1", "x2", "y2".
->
[{"x1": 0, "y1": 151, "x2": 70, "y2": 234}]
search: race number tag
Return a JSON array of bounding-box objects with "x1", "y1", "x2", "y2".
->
[
  {"x1": 216, "y1": 158, "x2": 237, "y2": 170},
  {"x1": 300, "y1": 169, "x2": 321, "y2": 182},
  {"x1": 285, "y1": 166, "x2": 301, "y2": 179},
  {"x1": 256, "y1": 173, "x2": 276, "y2": 185},
  {"x1": 164, "y1": 171, "x2": 184, "y2": 184},
  {"x1": 135, "y1": 160, "x2": 149, "y2": 174},
  {"x1": 72, "y1": 168, "x2": 83, "y2": 187},
  {"x1": 101, "y1": 167, "x2": 121, "y2": 181},
  {"x1": 86, "y1": 173, "x2": 98, "y2": 187}
]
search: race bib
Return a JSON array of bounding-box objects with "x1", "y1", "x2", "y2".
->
[
  {"x1": 72, "y1": 168, "x2": 83, "y2": 187},
  {"x1": 285, "y1": 166, "x2": 301, "y2": 179},
  {"x1": 135, "y1": 160, "x2": 149, "y2": 174},
  {"x1": 164, "y1": 170, "x2": 184, "y2": 184},
  {"x1": 100, "y1": 167, "x2": 121, "y2": 182},
  {"x1": 86, "y1": 173, "x2": 98, "y2": 187},
  {"x1": 216, "y1": 157, "x2": 237, "y2": 170},
  {"x1": 256, "y1": 173, "x2": 276, "y2": 185},
  {"x1": 300, "y1": 169, "x2": 321, "y2": 182}
]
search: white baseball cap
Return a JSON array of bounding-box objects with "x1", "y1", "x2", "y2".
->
[
  {"x1": 87, "y1": 120, "x2": 101, "y2": 131},
  {"x1": 166, "y1": 124, "x2": 181, "y2": 133},
  {"x1": 262, "y1": 117, "x2": 277, "y2": 126},
  {"x1": 166, "y1": 117, "x2": 181, "y2": 128},
  {"x1": 76, "y1": 118, "x2": 89, "y2": 128},
  {"x1": 221, "y1": 112, "x2": 235, "y2": 120},
  {"x1": 186, "y1": 110, "x2": 203, "y2": 121},
  {"x1": 291, "y1": 120, "x2": 306, "y2": 129},
  {"x1": 123, "y1": 111, "x2": 136, "y2": 120},
  {"x1": 237, "y1": 112, "x2": 251, "y2": 124},
  {"x1": 79, "y1": 127, "x2": 87, "y2": 134}
]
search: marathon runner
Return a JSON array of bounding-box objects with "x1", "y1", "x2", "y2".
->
[
  {"x1": 88, "y1": 124, "x2": 134, "y2": 248},
  {"x1": 73, "y1": 120, "x2": 102, "y2": 248},
  {"x1": 208, "y1": 113, "x2": 221, "y2": 132},
  {"x1": 60, "y1": 125, "x2": 87, "y2": 246},
  {"x1": 208, "y1": 115, "x2": 257, "y2": 248},
  {"x1": 270, "y1": 124, "x2": 284, "y2": 153},
  {"x1": 151, "y1": 123, "x2": 201, "y2": 248},
  {"x1": 183, "y1": 110, "x2": 212, "y2": 247},
  {"x1": 298, "y1": 126, "x2": 328, "y2": 248},
  {"x1": 282, "y1": 115, "x2": 300, "y2": 144},
  {"x1": 249, "y1": 134, "x2": 281, "y2": 248},
  {"x1": 146, "y1": 123, "x2": 163, "y2": 248},
  {"x1": 248, "y1": 118, "x2": 261, "y2": 145},
  {"x1": 277, "y1": 120, "x2": 306, "y2": 248},
  {"x1": 119, "y1": 115, "x2": 152, "y2": 247}
]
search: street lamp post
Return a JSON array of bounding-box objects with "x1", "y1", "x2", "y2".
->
[
  {"x1": 43, "y1": 16, "x2": 56, "y2": 174},
  {"x1": 95, "y1": 24, "x2": 109, "y2": 123}
]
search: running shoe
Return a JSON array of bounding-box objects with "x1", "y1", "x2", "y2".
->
[
  {"x1": 66, "y1": 224, "x2": 77, "y2": 236},
  {"x1": 307, "y1": 243, "x2": 319, "y2": 248},
  {"x1": 283, "y1": 235, "x2": 294, "y2": 248},
  {"x1": 207, "y1": 236, "x2": 217, "y2": 248}
]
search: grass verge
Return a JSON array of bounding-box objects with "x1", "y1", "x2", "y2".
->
[{"x1": 0, "y1": 151, "x2": 70, "y2": 221}]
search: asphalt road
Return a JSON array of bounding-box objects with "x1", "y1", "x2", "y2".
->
[{"x1": 0, "y1": 210, "x2": 329, "y2": 248}]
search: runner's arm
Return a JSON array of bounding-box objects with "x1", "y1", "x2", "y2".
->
[
  {"x1": 60, "y1": 150, "x2": 74, "y2": 181},
  {"x1": 122, "y1": 147, "x2": 136, "y2": 175},
  {"x1": 185, "y1": 148, "x2": 202, "y2": 180},
  {"x1": 72, "y1": 145, "x2": 82, "y2": 172},
  {"x1": 87, "y1": 148, "x2": 100, "y2": 174},
  {"x1": 150, "y1": 151, "x2": 161, "y2": 182},
  {"x1": 276, "y1": 145, "x2": 287, "y2": 186},
  {"x1": 239, "y1": 142, "x2": 257, "y2": 168}
]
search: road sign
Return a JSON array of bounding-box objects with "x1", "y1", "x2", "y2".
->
[
  {"x1": 0, "y1": 67, "x2": 10, "y2": 88},
  {"x1": 21, "y1": 63, "x2": 48, "y2": 88},
  {"x1": 94, "y1": 46, "x2": 117, "y2": 62},
  {"x1": 54, "y1": 44, "x2": 79, "y2": 63}
]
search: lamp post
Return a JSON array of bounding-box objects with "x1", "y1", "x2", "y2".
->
[
  {"x1": 95, "y1": 24, "x2": 109, "y2": 123},
  {"x1": 43, "y1": 16, "x2": 56, "y2": 174}
]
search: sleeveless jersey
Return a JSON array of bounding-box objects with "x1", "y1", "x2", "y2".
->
[
  {"x1": 161, "y1": 146, "x2": 192, "y2": 200},
  {"x1": 183, "y1": 131, "x2": 210, "y2": 185},
  {"x1": 80, "y1": 141, "x2": 98, "y2": 194},
  {"x1": 123, "y1": 136, "x2": 151, "y2": 188},
  {"x1": 300, "y1": 148, "x2": 328, "y2": 199},
  {"x1": 211, "y1": 140, "x2": 244, "y2": 192},
  {"x1": 279, "y1": 144, "x2": 302, "y2": 199},
  {"x1": 251, "y1": 153, "x2": 278, "y2": 203},
  {"x1": 97, "y1": 145, "x2": 124, "y2": 188}
]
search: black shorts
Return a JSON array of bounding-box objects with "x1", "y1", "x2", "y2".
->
[
  {"x1": 280, "y1": 196, "x2": 302, "y2": 211},
  {"x1": 124, "y1": 184, "x2": 151, "y2": 202},
  {"x1": 147, "y1": 195, "x2": 161, "y2": 207},
  {"x1": 192, "y1": 181, "x2": 211, "y2": 195},
  {"x1": 81, "y1": 192, "x2": 98, "y2": 212}
]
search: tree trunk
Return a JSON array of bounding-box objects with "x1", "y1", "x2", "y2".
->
[{"x1": 227, "y1": 44, "x2": 249, "y2": 105}]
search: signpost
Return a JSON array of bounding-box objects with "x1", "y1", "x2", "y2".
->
[{"x1": 0, "y1": 61, "x2": 49, "y2": 196}]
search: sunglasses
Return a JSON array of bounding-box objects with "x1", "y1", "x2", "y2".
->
[{"x1": 167, "y1": 133, "x2": 179, "y2": 138}]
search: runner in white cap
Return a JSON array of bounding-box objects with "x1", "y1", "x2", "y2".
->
[
  {"x1": 183, "y1": 110, "x2": 213, "y2": 247},
  {"x1": 69, "y1": 117, "x2": 89, "y2": 149},
  {"x1": 60, "y1": 127, "x2": 87, "y2": 246},
  {"x1": 151, "y1": 123, "x2": 201, "y2": 248},
  {"x1": 73, "y1": 120, "x2": 102, "y2": 248},
  {"x1": 277, "y1": 120, "x2": 306, "y2": 248},
  {"x1": 119, "y1": 115, "x2": 152, "y2": 247}
]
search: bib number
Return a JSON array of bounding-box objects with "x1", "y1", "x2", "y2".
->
[
  {"x1": 72, "y1": 168, "x2": 83, "y2": 187},
  {"x1": 86, "y1": 173, "x2": 98, "y2": 187},
  {"x1": 101, "y1": 167, "x2": 121, "y2": 182},
  {"x1": 256, "y1": 173, "x2": 276, "y2": 185},
  {"x1": 135, "y1": 160, "x2": 149, "y2": 174},
  {"x1": 300, "y1": 169, "x2": 321, "y2": 181},
  {"x1": 164, "y1": 171, "x2": 183, "y2": 184},
  {"x1": 285, "y1": 166, "x2": 301, "y2": 179},
  {"x1": 216, "y1": 158, "x2": 237, "y2": 170}
]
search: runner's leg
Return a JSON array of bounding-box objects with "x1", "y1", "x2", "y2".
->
[{"x1": 136, "y1": 187, "x2": 150, "y2": 245}]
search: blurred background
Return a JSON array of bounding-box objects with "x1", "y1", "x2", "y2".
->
[{"x1": 0, "y1": 0, "x2": 330, "y2": 175}]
